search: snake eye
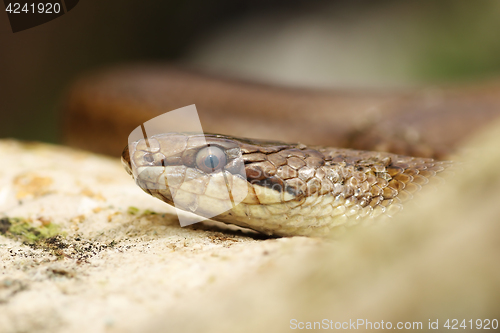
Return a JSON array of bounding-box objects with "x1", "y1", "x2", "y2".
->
[{"x1": 195, "y1": 146, "x2": 227, "y2": 173}]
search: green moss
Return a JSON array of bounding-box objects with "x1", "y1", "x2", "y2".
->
[
  {"x1": 127, "y1": 206, "x2": 140, "y2": 215},
  {"x1": 0, "y1": 217, "x2": 61, "y2": 244},
  {"x1": 127, "y1": 207, "x2": 158, "y2": 216}
]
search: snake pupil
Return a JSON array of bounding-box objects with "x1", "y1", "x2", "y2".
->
[
  {"x1": 144, "y1": 154, "x2": 154, "y2": 163},
  {"x1": 205, "y1": 155, "x2": 219, "y2": 169},
  {"x1": 195, "y1": 146, "x2": 227, "y2": 173}
]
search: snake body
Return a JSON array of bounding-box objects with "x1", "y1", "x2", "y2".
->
[
  {"x1": 59, "y1": 65, "x2": 494, "y2": 237},
  {"x1": 122, "y1": 133, "x2": 450, "y2": 237}
]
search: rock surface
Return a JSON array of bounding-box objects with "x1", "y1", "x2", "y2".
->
[{"x1": 1, "y1": 123, "x2": 500, "y2": 332}]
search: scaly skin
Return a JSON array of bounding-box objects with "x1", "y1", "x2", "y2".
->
[{"x1": 122, "y1": 133, "x2": 451, "y2": 237}]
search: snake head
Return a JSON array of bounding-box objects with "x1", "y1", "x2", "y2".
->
[
  {"x1": 123, "y1": 133, "x2": 258, "y2": 225},
  {"x1": 121, "y1": 133, "x2": 325, "y2": 232}
]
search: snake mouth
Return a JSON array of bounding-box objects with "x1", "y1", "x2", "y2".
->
[{"x1": 134, "y1": 164, "x2": 252, "y2": 220}]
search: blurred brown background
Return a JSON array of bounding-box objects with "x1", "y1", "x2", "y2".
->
[{"x1": 1, "y1": 0, "x2": 500, "y2": 143}]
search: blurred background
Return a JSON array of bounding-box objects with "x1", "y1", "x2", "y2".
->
[{"x1": 1, "y1": 0, "x2": 500, "y2": 143}]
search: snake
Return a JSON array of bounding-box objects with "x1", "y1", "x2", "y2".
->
[
  {"x1": 61, "y1": 65, "x2": 500, "y2": 237},
  {"x1": 121, "y1": 132, "x2": 450, "y2": 237}
]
